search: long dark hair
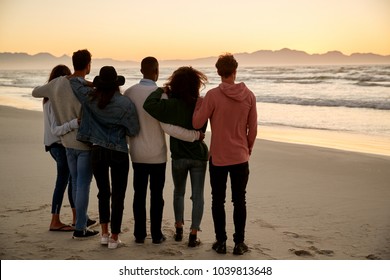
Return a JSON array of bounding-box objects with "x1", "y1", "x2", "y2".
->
[
  {"x1": 165, "y1": 66, "x2": 208, "y2": 107},
  {"x1": 91, "y1": 85, "x2": 119, "y2": 110},
  {"x1": 44, "y1": 64, "x2": 71, "y2": 104}
]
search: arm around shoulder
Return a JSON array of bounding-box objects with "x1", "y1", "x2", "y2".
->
[
  {"x1": 32, "y1": 84, "x2": 49, "y2": 98},
  {"x1": 160, "y1": 123, "x2": 201, "y2": 142},
  {"x1": 124, "y1": 99, "x2": 140, "y2": 137},
  {"x1": 69, "y1": 77, "x2": 92, "y2": 103}
]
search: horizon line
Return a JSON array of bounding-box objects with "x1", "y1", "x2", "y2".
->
[{"x1": 1, "y1": 48, "x2": 390, "y2": 62}]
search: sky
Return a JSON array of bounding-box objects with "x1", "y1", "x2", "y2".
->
[{"x1": 0, "y1": 0, "x2": 389, "y2": 61}]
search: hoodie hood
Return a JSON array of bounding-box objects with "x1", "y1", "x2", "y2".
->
[{"x1": 219, "y1": 82, "x2": 251, "y2": 101}]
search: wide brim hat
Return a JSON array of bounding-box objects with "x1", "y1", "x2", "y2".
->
[{"x1": 93, "y1": 66, "x2": 125, "y2": 88}]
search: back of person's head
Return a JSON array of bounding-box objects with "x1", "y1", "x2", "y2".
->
[
  {"x1": 72, "y1": 49, "x2": 92, "y2": 71},
  {"x1": 48, "y1": 64, "x2": 71, "y2": 82},
  {"x1": 92, "y1": 66, "x2": 125, "y2": 109},
  {"x1": 166, "y1": 66, "x2": 207, "y2": 107},
  {"x1": 215, "y1": 53, "x2": 238, "y2": 78},
  {"x1": 141, "y1": 56, "x2": 159, "y2": 79}
]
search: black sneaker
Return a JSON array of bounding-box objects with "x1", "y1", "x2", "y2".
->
[
  {"x1": 233, "y1": 242, "x2": 249, "y2": 255},
  {"x1": 87, "y1": 218, "x2": 98, "y2": 228},
  {"x1": 152, "y1": 235, "x2": 167, "y2": 244},
  {"x1": 72, "y1": 218, "x2": 98, "y2": 228},
  {"x1": 72, "y1": 229, "x2": 99, "y2": 239},
  {"x1": 212, "y1": 240, "x2": 226, "y2": 254},
  {"x1": 135, "y1": 238, "x2": 145, "y2": 244},
  {"x1": 174, "y1": 227, "x2": 183, "y2": 242},
  {"x1": 188, "y1": 234, "x2": 200, "y2": 247}
]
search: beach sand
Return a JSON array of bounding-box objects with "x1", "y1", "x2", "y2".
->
[{"x1": 0, "y1": 105, "x2": 389, "y2": 260}]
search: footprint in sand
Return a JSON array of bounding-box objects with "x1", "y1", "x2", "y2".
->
[
  {"x1": 290, "y1": 246, "x2": 334, "y2": 257},
  {"x1": 283, "y1": 231, "x2": 300, "y2": 238},
  {"x1": 309, "y1": 246, "x2": 334, "y2": 256},
  {"x1": 289, "y1": 248, "x2": 314, "y2": 257},
  {"x1": 366, "y1": 254, "x2": 381, "y2": 260},
  {"x1": 252, "y1": 219, "x2": 277, "y2": 230}
]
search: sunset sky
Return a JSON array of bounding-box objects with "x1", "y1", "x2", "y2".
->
[{"x1": 0, "y1": 0, "x2": 389, "y2": 61}]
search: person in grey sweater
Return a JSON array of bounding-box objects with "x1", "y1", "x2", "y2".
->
[{"x1": 32, "y1": 49, "x2": 98, "y2": 239}]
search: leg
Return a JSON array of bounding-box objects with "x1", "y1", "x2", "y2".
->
[
  {"x1": 69, "y1": 148, "x2": 93, "y2": 231},
  {"x1": 189, "y1": 159, "x2": 207, "y2": 232},
  {"x1": 149, "y1": 163, "x2": 166, "y2": 241},
  {"x1": 209, "y1": 158, "x2": 228, "y2": 242},
  {"x1": 49, "y1": 145, "x2": 71, "y2": 229},
  {"x1": 230, "y1": 162, "x2": 249, "y2": 244},
  {"x1": 109, "y1": 150, "x2": 129, "y2": 237},
  {"x1": 172, "y1": 159, "x2": 188, "y2": 228},
  {"x1": 132, "y1": 162, "x2": 149, "y2": 241},
  {"x1": 91, "y1": 146, "x2": 111, "y2": 227}
]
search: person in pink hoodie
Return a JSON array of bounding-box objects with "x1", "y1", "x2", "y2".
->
[{"x1": 192, "y1": 53, "x2": 257, "y2": 255}]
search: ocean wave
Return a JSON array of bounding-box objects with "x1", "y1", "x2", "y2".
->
[{"x1": 256, "y1": 96, "x2": 390, "y2": 110}]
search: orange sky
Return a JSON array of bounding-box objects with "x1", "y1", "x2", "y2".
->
[{"x1": 0, "y1": 0, "x2": 389, "y2": 60}]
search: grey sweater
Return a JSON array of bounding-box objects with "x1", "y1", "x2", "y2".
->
[{"x1": 32, "y1": 76, "x2": 90, "y2": 150}]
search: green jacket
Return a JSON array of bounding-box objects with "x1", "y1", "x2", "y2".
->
[{"x1": 143, "y1": 88, "x2": 208, "y2": 161}]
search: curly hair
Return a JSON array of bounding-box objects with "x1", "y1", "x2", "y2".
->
[
  {"x1": 164, "y1": 66, "x2": 208, "y2": 107},
  {"x1": 215, "y1": 53, "x2": 238, "y2": 78}
]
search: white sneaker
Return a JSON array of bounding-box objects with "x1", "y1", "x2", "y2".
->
[
  {"x1": 108, "y1": 238, "x2": 122, "y2": 249},
  {"x1": 101, "y1": 234, "x2": 109, "y2": 245}
]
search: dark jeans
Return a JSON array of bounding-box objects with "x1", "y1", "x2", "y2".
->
[
  {"x1": 91, "y1": 146, "x2": 129, "y2": 235},
  {"x1": 48, "y1": 144, "x2": 74, "y2": 214},
  {"x1": 209, "y1": 159, "x2": 249, "y2": 244},
  {"x1": 132, "y1": 162, "x2": 166, "y2": 241}
]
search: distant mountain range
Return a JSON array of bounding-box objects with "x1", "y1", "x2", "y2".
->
[{"x1": 1, "y1": 48, "x2": 390, "y2": 69}]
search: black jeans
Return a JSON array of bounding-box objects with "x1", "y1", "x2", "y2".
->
[
  {"x1": 132, "y1": 162, "x2": 166, "y2": 241},
  {"x1": 91, "y1": 146, "x2": 129, "y2": 235},
  {"x1": 209, "y1": 159, "x2": 249, "y2": 244}
]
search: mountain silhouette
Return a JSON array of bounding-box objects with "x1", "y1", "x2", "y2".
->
[{"x1": 1, "y1": 48, "x2": 389, "y2": 69}]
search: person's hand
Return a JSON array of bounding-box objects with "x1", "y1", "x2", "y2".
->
[{"x1": 198, "y1": 131, "x2": 205, "y2": 141}]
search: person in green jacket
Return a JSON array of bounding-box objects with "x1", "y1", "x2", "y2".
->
[{"x1": 143, "y1": 66, "x2": 208, "y2": 247}]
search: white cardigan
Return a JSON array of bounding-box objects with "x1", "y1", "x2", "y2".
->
[{"x1": 43, "y1": 100, "x2": 79, "y2": 148}]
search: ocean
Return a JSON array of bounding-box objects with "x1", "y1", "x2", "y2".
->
[{"x1": 1, "y1": 65, "x2": 390, "y2": 154}]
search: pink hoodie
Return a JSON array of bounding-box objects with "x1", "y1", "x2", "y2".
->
[{"x1": 193, "y1": 82, "x2": 257, "y2": 166}]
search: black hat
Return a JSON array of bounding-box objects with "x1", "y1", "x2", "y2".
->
[{"x1": 93, "y1": 66, "x2": 125, "y2": 88}]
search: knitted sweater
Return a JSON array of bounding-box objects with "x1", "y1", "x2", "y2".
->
[
  {"x1": 124, "y1": 79, "x2": 200, "y2": 163},
  {"x1": 32, "y1": 76, "x2": 90, "y2": 150}
]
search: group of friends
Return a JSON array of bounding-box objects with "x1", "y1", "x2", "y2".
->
[{"x1": 32, "y1": 49, "x2": 257, "y2": 255}]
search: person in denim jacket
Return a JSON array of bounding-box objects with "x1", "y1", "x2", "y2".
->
[{"x1": 70, "y1": 66, "x2": 139, "y2": 249}]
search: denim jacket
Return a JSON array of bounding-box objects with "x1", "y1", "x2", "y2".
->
[{"x1": 70, "y1": 77, "x2": 139, "y2": 153}]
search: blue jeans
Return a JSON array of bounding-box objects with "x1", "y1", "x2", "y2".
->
[
  {"x1": 209, "y1": 159, "x2": 249, "y2": 243},
  {"x1": 132, "y1": 162, "x2": 166, "y2": 241},
  {"x1": 92, "y1": 146, "x2": 129, "y2": 235},
  {"x1": 66, "y1": 148, "x2": 93, "y2": 231},
  {"x1": 48, "y1": 144, "x2": 74, "y2": 214},
  {"x1": 172, "y1": 158, "x2": 207, "y2": 231}
]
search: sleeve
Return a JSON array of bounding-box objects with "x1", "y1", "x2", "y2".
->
[
  {"x1": 160, "y1": 122, "x2": 200, "y2": 142},
  {"x1": 246, "y1": 94, "x2": 258, "y2": 155},
  {"x1": 48, "y1": 102, "x2": 79, "y2": 136},
  {"x1": 192, "y1": 95, "x2": 212, "y2": 129},
  {"x1": 123, "y1": 100, "x2": 140, "y2": 137},
  {"x1": 69, "y1": 77, "x2": 92, "y2": 104},
  {"x1": 51, "y1": 119, "x2": 79, "y2": 137},
  {"x1": 143, "y1": 88, "x2": 178, "y2": 123},
  {"x1": 32, "y1": 83, "x2": 50, "y2": 98}
]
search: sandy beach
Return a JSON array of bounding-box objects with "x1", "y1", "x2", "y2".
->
[{"x1": 0, "y1": 105, "x2": 389, "y2": 261}]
